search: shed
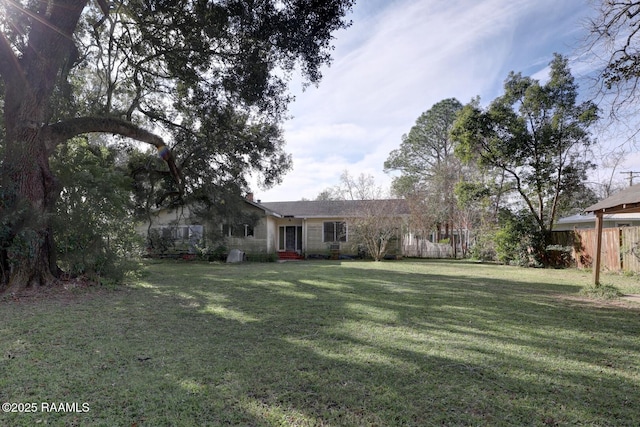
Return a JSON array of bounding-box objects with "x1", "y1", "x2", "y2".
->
[{"x1": 585, "y1": 184, "x2": 640, "y2": 285}]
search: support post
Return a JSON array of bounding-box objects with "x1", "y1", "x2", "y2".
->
[{"x1": 593, "y1": 211, "x2": 603, "y2": 286}]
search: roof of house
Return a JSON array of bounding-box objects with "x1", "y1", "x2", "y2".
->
[
  {"x1": 586, "y1": 184, "x2": 640, "y2": 214},
  {"x1": 259, "y1": 199, "x2": 410, "y2": 218}
]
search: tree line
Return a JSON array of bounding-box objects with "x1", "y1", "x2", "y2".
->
[{"x1": 384, "y1": 54, "x2": 599, "y2": 265}]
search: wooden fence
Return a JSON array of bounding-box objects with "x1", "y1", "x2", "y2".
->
[{"x1": 553, "y1": 226, "x2": 640, "y2": 272}]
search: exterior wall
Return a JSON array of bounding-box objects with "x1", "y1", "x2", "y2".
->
[
  {"x1": 226, "y1": 215, "x2": 272, "y2": 255},
  {"x1": 305, "y1": 220, "x2": 327, "y2": 254},
  {"x1": 302, "y1": 218, "x2": 404, "y2": 257},
  {"x1": 303, "y1": 218, "x2": 359, "y2": 256},
  {"x1": 136, "y1": 206, "x2": 204, "y2": 254},
  {"x1": 134, "y1": 206, "x2": 198, "y2": 235},
  {"x1": 136, "y1": 203, "x2": 278, "y2": 256}
]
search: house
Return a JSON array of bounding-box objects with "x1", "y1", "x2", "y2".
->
[{"x1": 136, "y1": 196, "x2": 411, "y2": 259}]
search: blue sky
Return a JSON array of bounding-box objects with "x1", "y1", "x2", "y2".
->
[{"x1": 253, "y1": 0, "x2": 638, "y2": 202}]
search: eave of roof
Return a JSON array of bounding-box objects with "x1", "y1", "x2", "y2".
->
[
  {"x1": 243, "y1": 199, "x2": 282, "y2": 218},
  {"x1": 259, "y1": 199, "x2": 410, "y2": 218},
  {"x1": 585, "y1": 183, "x2": 640, "y2": 214},
  {"x1": 557, "y1": 212, "x2": 640, "y2": 223}
]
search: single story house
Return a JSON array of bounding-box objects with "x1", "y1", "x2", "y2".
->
[{"x1": 136, "y1": 196, "x2": 412, "y2": 259}]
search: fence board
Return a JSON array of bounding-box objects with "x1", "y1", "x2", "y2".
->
[
  {"x1": 574, "y1": 228, "x2": 621, "y2": 271},
  {"x1": 622, "y1": 227, "x2": 640, "y2": 272}
]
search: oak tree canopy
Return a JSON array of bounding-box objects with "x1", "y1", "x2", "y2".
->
[{"x1": 0, "y1": 0, "x2": 354, "y2": 292}]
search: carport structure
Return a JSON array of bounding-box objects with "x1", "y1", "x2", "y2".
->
[{"x1": 585, "y1": 183, "x2": 640, "y2": 285}]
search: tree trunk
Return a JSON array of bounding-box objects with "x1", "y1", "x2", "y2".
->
[
  {"x1": 1, "y1": 112, "x2": 60, "y2": 293},
  {"x1": 0, "y1": 0, "x2": 88, "y2": 293}
]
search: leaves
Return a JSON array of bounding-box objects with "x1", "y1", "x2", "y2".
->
[{"x1": 451, "y1": 54, "x2": 599, "y2": 255}]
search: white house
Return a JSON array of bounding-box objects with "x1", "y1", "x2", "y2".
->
[{"x1": 136, "y1": 197, "x2": 412, "y2": 259}]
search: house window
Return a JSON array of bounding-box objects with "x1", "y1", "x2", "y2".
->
[
  {"x1": 323, "y1": 221, "x2": 347, "y2": 242},
  {"x1": 155, "y1": 225, "x2": 203, "y2": 242},
  {"x1": 224, "y1": 224, "x2": 253, "y2": 237}
]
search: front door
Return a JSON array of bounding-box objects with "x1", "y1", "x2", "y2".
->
[
  {"x1": 279, "y1": 226, "x2": 302, "y2": 252},
  {"x1": 285, "y1": 226, "x2": 297, "y2": 251}
]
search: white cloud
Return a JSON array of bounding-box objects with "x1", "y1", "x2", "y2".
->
[{"x1": 254, "y1": 0, "x2": 597, "y2": 202}]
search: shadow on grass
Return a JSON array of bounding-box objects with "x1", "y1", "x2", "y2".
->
[{"x1": 1, "y1": 260, "x2": 639, "y2": 426}]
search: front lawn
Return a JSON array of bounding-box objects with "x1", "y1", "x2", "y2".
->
[{"x1": 1, "y1": 260, "x2": 639, "y2": 426}]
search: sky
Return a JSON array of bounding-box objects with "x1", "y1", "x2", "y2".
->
[{"x1": 252, "y1": 0, "x2": 640, "y2": 202}]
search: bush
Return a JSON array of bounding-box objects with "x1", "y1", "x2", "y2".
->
[
  {"x1": 469, "y1": 225, "x2": 497, "y2": 262},
  {"x1": 246, "y1": 252, "x2": 278, "y2": 263},
  {"x1": 146, "y1": 228, "x2": 176, "y2": 256},
  {"x1": 544, "y1": 245, "x2": 574, "y2": 268},
  {"x1": 51, "y1": 138, "x2": 144, "y2": 283}
]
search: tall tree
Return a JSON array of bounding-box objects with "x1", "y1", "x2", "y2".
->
[
  {"x1": 451, "y1": 54, "x2": 599, "y2": 262},
  {"x1": 0, "y1": 0, "x2": 354, "y2": 292},
  {"x1": 384, "y1": 98, "x2": 465, "y2": 247}
]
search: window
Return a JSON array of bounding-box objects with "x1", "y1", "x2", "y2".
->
[
  {"x1": 224, "y1": 223, "x2": 253, "y2": 238},
  {"x1": 155, "y1": 225, "x2": 203, "y2": 242},
  {"x1": 323, "y1": 221, "x2": 347, "y2": 242}
]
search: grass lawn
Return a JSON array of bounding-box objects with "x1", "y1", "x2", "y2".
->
[{"x1": 1, "y1": 259, "x2": 640, "y2": 426}]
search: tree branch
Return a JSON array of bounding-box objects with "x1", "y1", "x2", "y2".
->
[{"x1": 44, "y1": 116, "x2": 182, "y2": 186}]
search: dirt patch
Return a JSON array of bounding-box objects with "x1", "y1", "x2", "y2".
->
[
  {"x1": 556, "y1": 293, "x2": 640, "y2": 310},
  {"x1": 621, "y1": 294, "x2": 640, "y2": 304},
  {"x1": 0, "y1": 277, "x2": 122, "y2": 305}
]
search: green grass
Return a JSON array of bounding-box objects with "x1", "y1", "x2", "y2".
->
[{"x1": 1, "y1": 259, "x2": 640, "y2": 426}]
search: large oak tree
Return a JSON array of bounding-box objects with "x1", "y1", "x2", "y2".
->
[{"x1": 0, "y1": 0, "x2": 354, "y2": 292}]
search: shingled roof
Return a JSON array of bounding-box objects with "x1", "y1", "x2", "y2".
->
[
  {"x1": 259, "y1": 199, "x2": 409, "y2": 218},
  {"x1": 585, "y1": 184, "x2": 640, "y2": 214}
]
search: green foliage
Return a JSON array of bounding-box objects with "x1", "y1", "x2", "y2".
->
[
  {"x1": 246, "y1": 252, "x2": 278, "y2": 263},
  {"x1": 452, "y1": 54, "x2": 599, "y2": 261},
  {"x1": 493, "y1": 222, "x2": 525, "y2": 265},
  {"x1": 469, "y1": 224, "x2": 498, "y2": 261},
  {"x1": 544, "y1": 245, "x2": 574, "y2": 268},
  {"x1": 146, "y1": 229, "x2": 175, "y2": 256},
  {"x1": 454, "y1": 181, "x2": 491, "y2": 207},
  {"x1": 0, "y1": 0, "x2": 354, "y2": 288},
  {"x1": 385, "y1": 99, "x2": 466, "y2": 236},
  {"x1": 385, "y1": 98, "x2": 463, "y2": 178},
  {"x1": 492, "y1": 211, "x2": 539, "y2": 266},
  {"x1": 192, "y1": 243, "x2": 228, "y2": 262},
  {"x1": 51, "y1": 138, "x2": 144, "y2": 282}
]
